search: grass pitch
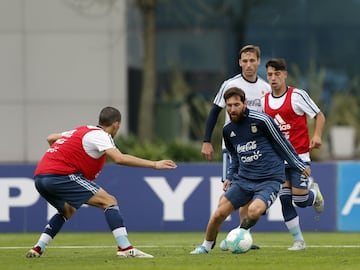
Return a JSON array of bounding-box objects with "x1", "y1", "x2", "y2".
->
[{"x1": 1, "y1": 232, "x2": 359, "y2": 270}]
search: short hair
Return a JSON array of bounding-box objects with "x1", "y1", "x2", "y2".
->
[
  {"x1": 223, "y1": 87, "x2": 246, "y2": 103},
  {"x1": 98, "y1": 106, "x2": 121, "y2": 127},
  {"x1": 239, "y1": 45, "x2": 261, "y2": 59},
  {"x1": 265, "y1": 58, "x2": 287, "y2": 71}
]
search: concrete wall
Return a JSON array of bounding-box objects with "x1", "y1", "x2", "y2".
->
[{"x1": 0, "y1": 0, "x2": 127, "y2": 162}]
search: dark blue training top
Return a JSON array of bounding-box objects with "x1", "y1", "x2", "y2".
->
[{"x1": 223, "y1": 108, "x2": 306, "y2": 183}]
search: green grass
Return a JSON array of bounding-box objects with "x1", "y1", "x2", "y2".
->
[{"x1": 1, "y1": 232, "x2": 359, "y2": 270}]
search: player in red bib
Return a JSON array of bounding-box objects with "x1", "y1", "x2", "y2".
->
[
  {"x1": 26, "y1": 107, "x2": 177, "y2": 258},
  {"x1": 262, "y1": 58, "x2": 325, "y2": 251}
]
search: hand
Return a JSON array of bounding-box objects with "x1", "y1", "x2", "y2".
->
[
  {"x1": 154, "y1": 160, "x2": 177, "y2": 169},
  {"x1": 309, "y1": 135, "x2": 322, "y2": 150},
  {"x1": 201, "y1": 142, "x2": 214, "y2": 161},
  {"x1": 223, "y1": 179, "x2": 231, "y2": 192}
]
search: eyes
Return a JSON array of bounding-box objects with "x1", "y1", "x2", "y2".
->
[
  {"x1": 241, "y1": 59, "x2": 257, "y2": 64},
  {"x1": 267, "y1": 71, "x2": 282, "y2": 77},
  {"x1": 226, "y1": 103, "x2": 242, "y2": 109}
]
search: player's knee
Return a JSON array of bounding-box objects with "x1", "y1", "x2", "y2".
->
[
  {"x1": 293, "y1": 193, "x2": 311, "y2": 208},
  {"x1": 247, "y1": 204, "x2": 265, "y2": 219},
  {"x1": 102, "y1": 194, "x2": 118, "y2": 208},
  {"x1": 211, "y1": 212, "x2": 227, "y2": 225}
]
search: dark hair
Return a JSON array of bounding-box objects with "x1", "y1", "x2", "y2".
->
[
  {"x1": 265, "y1": 58, "x2": 287, "y2": 71},
  {"x1": 239, "y1": 45, "x2": 261, "y2": 59},
  {"x1": 223, "y1": 87, "x2": 246, "y2": 102},
  {"x1": 98, "y1": 106, "x2": 121, "y2": 127}
]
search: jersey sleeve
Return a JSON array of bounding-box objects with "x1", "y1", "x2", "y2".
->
[
  {"x1": 261, "y1": 114, "x2": 306, "y2": 172},
  {"x1": 213, "y1": 80, "x2": 229, "y2": 108},
  {"x1": 83, "y1": 130, "x2": 116, "y2": 152},
  {"x1": 223, "y1": 124, "x2": 238, "y2": 181},
  {"x1": 292, "y1": 88, "x2": 321, "y2": 118}
]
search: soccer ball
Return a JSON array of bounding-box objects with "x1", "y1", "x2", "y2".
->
[{"x1": 225, "y1": 228, "x2": 253, "y2": 253}]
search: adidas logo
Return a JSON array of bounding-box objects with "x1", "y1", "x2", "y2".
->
[
  {"x1": 274, "y1": 114, "x2": 291, "y2": 131},
  {"x1": 230, "y1": 131, "x2": 236, "y2": 137}
]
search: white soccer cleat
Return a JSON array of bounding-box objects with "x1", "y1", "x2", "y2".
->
[
  {"x1": 117, "y1": 247, "x2": 154, "y2": 258},
  {"x1": 190, "y1": 245, "x2": 208, "y2": 254},
  {"x1": 25, "y1": 246, "x2": 43, "y2": 258},
  {"x1": 288, "y1": 240, "x2": 306, "y2": 251},
  {"x1": 310, "y1": 182, "x2": 324, "y2": 213}
]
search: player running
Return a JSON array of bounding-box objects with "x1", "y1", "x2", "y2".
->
[{"x1": 263, "y1": 58, "x2": 325, "y2": 250}]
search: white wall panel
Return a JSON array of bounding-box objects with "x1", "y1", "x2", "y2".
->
[
  {"x1": 26, "y1": 33, "x2": 110, "y2": 101},
  {"x1": 0, "y1": 34, "x2": 23, "y2": 100},
  {"x1": 0, "y1": 105, "x2": 25, "y2": 161},
  {"x1": 0, "y1": 0, "x2": 127, "y2": 162},
  {"x1": 0, "y1": 0, "x2": 22, "y2": 31}
]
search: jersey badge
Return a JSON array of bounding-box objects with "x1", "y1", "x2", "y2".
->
[{"x1": 251, "y1": 124, "x2": 258, "y2": 134}]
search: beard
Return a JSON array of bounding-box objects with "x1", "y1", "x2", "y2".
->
[{"x1": 229, "y1": 113, "x2": 242, "y2": 122}]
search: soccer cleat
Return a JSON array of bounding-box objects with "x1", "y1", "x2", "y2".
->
[
  {"x1": 250, "y1": 244, "x2": 260, "y2": 250},
  {"x1": 288, "y1": 240, "x2": 306, "y2": 251},
  {"x1": 25, "y1": 246, "x2": 43, "y2": 258},
  {"x1": 219, "y1": 240, "x2": 229, "y2": 251},
  {"x1": 190, "y1": 245, "x2": 208, "y2": 254},
  {"x1": 117, "y1": 247, "x2": 153, "y2": 258},
  {"x1": 310, "y1": 182, "x2": 324, "y2": 213}
]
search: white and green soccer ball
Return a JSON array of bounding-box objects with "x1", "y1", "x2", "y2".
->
[{"x1": 224, "y1": 228, "x2": 253, "y2": 253}]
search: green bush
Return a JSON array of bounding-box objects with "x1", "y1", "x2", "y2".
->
[{"x1": 113, "y1": 134, "x2": 221, "y2": 162}]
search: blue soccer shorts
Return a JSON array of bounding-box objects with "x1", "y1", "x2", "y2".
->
[
  {"x1": 34, "y1": 173, "x2": 100, "y2": 212},
  {"x1": 224, "y1": 178, "x2": 281, "y2": 210},
  {"x1": 285, "y1": 162, "x2": 311, "y2": 190}
]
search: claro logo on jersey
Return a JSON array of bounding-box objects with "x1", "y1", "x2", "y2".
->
[{"x1": 274, "y1": 113, "x2": 291, "y2": 139}]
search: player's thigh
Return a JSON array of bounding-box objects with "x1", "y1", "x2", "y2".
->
[
  {"x1": 286, "y1": 166, "x2": 310, "y2": 194},
  {"x1": 224, "y1": 181, "x2": 252, "y2": 210},
  {"x1": 254, "y1": 181, "x2": 281, "y2": 210}
]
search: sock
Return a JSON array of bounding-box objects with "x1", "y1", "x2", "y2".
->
[
  {"x1": 240, "y1": 216, "x2": 257, "y2": 230},
  {"x1": 285, "y1": 216, "x2": 304, "y2": 242},
  {"x1": 280, "y1": 188, "x2": 304, "y2": 242},
  {"x1": 293, "y1": 191, "x2": 315, "y2": 208},
  {"x1": 104, "y1": 205, "x2": 131, "y2": 249},
  {"x1": 104, "y1": 205, "x2": 125, "y2": 230},
  {"x1": 113, "y1": 227, "x2": 132, "y2": 249},
  {"x1": 280, "y1": 188, "x2": 297, "y2": 221},
  {"x1": 201, "y1": 240, "x2": 214, "y2": 251},
  {"x1": 35, "y1": 213, "x2": 67, "y2": 252}
]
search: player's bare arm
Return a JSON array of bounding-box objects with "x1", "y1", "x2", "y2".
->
[
  {"x1": 46, "y1": 133, "x2": 62, "y2": 146},
  {"x1": 105, "y1": 148, "x2": 177, "y2": 169},
  {"x1": 310, "y1": 111, "x2": 326, "y2": 150}
]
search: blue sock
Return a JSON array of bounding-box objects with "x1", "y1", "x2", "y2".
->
[
  {"x1": 35, "y1": 213, "x2": 67, "y2": 252},
  {"x1": 293, "y1": 191, "x2": 315, "y2": 208},
  {"x1": 286, "y1": 216, "x2": 304, "y2": 241},
  {"x1": 280, "y1": 188, "x2": 304, "y2": 242},
  {"x1": 104, "y1": 205, "x2": 132, "y2": 249},
  {"x1": 44, "y1": 213, "x2": 67, "y2": 238},
  {"x1": 104, "y1": 205, "x2": 125, "y2": 230},
  {"x1": 116, "y1": 234, "x2": 132, "y2": 249},
  {"x1": 280, "y1": 188, "x2": 297, "y2": 222}
]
